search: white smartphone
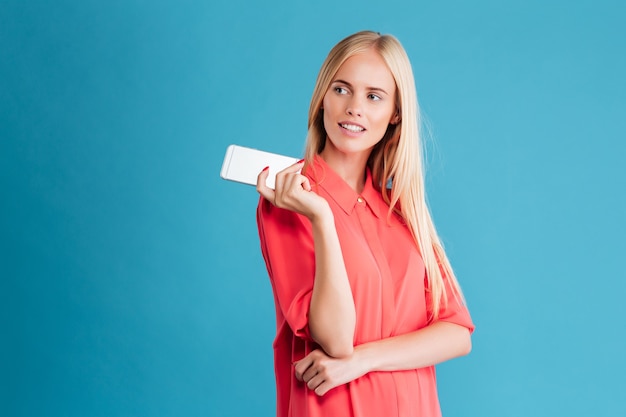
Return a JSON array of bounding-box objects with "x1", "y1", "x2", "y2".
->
[{"x1": 220, "y1": 144, "x2": 299, "y2": 189}]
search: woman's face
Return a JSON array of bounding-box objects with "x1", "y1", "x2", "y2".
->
[{"x1": 321, "y1": 48, "x2": 398, "y2": 161}]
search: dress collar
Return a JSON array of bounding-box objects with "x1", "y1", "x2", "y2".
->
[{"x1": 304, "y1": 154, "x2": 388, "y2": 218}]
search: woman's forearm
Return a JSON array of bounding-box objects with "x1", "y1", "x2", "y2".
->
[
  {"x1": 308, "y1": 210, "x2": 356, "y2": 358},
  {"x1": 355, "y1": 321, "x2": 472, "y2": 372},
  {"x1": 294, "y1": 321, "x2": 471, "y2": 396}
]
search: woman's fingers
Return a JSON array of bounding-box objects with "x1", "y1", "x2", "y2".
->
[
  {"x1": 293, "y1": 349, "x2": 362, "y2": 397},
  {"x1": 294, "y1": 355, "x2": 327, "y2": 393},
  {"x1": 294, "y1": 355, "x2": 313, "y2": 381},
  {"x1": 266, "y1": 160, "x2": 316, "y2": 212},
  {"x1": 294, "y1": 348, "x2": 323, "y2": 381},
  {"x1": 284, "y1": 158, "x2": 305, "y2": 173},
  {"x1": 314, "y1": 382, "x2": 331, "y2": 396},
  {"x1": 302, "y1": 363, "x2": 321, "y2": 383},
  {"x1": 257, "y1": 159, "x2": 305, "y2": 202},
  {"x1": 274, "y1": 159, "x2": 305, "y2": 194},
  {"x1": 307, "y1": 373, "x2": 325, "y2": 391},
  {"x1": 258, "y1": 159, "x2": 329, "y2": 220},
  {"x1": 256, "y1": 166, "x2": 275, "y2": 201}
]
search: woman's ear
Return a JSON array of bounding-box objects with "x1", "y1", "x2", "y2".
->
[{"x1": 391, "y1": 110, "x2": 401, "y2": 125}]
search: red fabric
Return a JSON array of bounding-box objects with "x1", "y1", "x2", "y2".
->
[{"x1": 257, "y1": 155, "x2": 474, "y2": 417}]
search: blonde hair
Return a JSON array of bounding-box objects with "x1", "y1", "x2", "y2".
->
[{"x1": 304, "y1": 30, "x2": 465, "y2": 319}]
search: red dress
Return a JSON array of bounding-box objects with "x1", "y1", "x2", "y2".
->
[{"x1": 257, "y1": 155, "x2": 474, "y2": 417}]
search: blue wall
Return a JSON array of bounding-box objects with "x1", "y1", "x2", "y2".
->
[{"x1": 2, "y1": 1, "x2": 625, "y2": 416}]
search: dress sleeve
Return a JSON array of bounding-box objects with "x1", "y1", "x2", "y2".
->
[
  {"x1": 426, "y1": 259, "x2": 475, "y2": 334},
  {"x1": 257, "y1": 197, "x2": 315, "y2": 340}
]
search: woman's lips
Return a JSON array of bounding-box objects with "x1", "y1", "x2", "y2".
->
[{"x1": 339, "y1": 122, "x2": 366, "y2": 134}]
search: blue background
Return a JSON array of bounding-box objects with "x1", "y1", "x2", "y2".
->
[{"x1": 2, "y1": 1, "x2": 625, "y2": 416}]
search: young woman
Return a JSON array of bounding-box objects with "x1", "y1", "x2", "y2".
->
[{"x1": 256, "y1": 30, "x2": 474, "y2": 417}]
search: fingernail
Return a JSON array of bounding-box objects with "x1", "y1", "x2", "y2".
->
[
  {"x1": 262, "y1": 166, "x2": 269, "y2": 171},
  {"x1": 297, "y1": 159, "x2": 305, "y2": 164}
]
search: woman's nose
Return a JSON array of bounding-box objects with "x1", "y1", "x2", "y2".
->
[
  {"x1": 346, "y1": 97, "x2": 363, "y2": 117},
  {"x1": 346, "y1": 108, "x2": 362, "y2": 117}
]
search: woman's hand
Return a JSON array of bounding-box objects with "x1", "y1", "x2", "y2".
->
[
  {"x1": 294, "y1": 349, "x2": 368, "y2": 396},
  {"x1": 256, "y1": 160, "x2": 330, "y2": 222}
]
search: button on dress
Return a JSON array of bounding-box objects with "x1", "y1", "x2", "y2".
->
[{"x1": 257, "y1": 155, "x2": 474, "y2": 417}]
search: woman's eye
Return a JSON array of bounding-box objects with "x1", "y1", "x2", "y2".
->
[
  {"x1": 334, "y1": 87, "x2": 348, "y2": 94},
  {"x1": 368, "y1": 94, "x2": 382, "y2": 101}
]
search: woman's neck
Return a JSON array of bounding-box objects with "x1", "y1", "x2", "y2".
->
[{"x1": 319, "y1": 148, "x2": 369, "y2": 194}]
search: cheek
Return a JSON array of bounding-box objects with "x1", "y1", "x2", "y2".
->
[
  {"x1": 321, "y1": 94, "x2": 333, "y2": 115},
  {"x1": 322, "y1": 108, "x2": 332, "y2": 132},
  {"x1": 370, "y1": 112, "x2": 393, "y2": 132},
  {"x1": 378, "y1": 105, "x2": 397, "y2": 126},
  {"x1": 322, "y1": 97, "x2": 336, "y2": 131}
]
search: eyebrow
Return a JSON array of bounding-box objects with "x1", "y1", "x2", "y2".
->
[{"x1": 332, "y1": 79, "x2": 390, "y2": 96}]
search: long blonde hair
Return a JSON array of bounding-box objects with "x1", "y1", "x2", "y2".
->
[{"x1": 304, "y1": 31, "x2": 465, "y2": 319}]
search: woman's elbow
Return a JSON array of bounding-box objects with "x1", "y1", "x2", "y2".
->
[
  {"x1": 313, "y1": 332, "x2": 354, "y2": 358},
  {"x1": 323, "y1": 342, "x2": 354, "y2": 358},
  {"x1": 459, "y1": 329, "x2": 472, "y2": 356},
  {"x1": 309, "y1": 320, "x2": 355, "y2": 358}
]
